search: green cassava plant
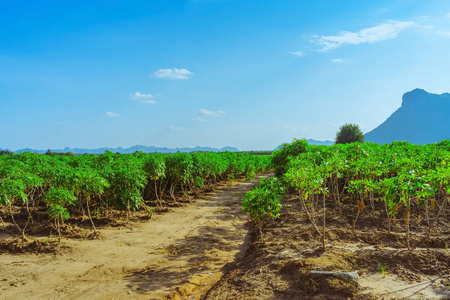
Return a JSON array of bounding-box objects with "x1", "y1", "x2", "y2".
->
[
  {"x1": 242, "y1": 177, "x2": 284, "y2": 242},
  {"x1": 43, "y1": 187, "x2": 77, "y2": 241}
]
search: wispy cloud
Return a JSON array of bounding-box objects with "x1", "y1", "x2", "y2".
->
[
  {"x1": 104, "y1": 112, "x2": 120, "y2": 117},
  {"x1": 129, "y1": 92, "x2": 154, "y2": 99},
  {"x1": 193, "y1": 109, "x2": 225, "y2": 122},
  {"x1": 192, "y1": 117, "x2": 207, "y2": 122},
  {"x1": 168, "y1": 125, "x2": 182, "y2": 132},
  {"x1": 315, "y1": 20, "x2": 415, "y2": 51},
  {"x1": 331, "y1": 58, "x2": 344, "y2": 63},
  {"x1": 285, "y1": 125, "x2": 298, "y2": 131},
  {"x1": 445, "y1": 13, "x2": 450, "y2": 18},
  {"x1": 129, "y1": 92, "x2": 157, "y2": 104},
  {"x1": 199, "y1": 109, "x2": 225, "y2": 117},
  {"x1": 140, "y1": 100, "x2": 158, "y2": 104},
  {"x1": 289, "y1": 51, "x2": 305, "y2": 57},
  {"x1": 153, "y1": 68, "x2": 193, "y2": 79}
]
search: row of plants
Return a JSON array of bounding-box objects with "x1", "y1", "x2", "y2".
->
[
  {"x1": 0, "y1": 151, "x2": 271, "y2": 239},
  {"x1": 243, "y1": 139, "x2": 450, "y2": 250}
]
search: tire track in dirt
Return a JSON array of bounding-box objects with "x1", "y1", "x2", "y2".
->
[{"x1": 0, "y1": 173, "x2": 272, "y2": 300}]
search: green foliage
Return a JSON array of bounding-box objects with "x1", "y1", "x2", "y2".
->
[
  {"x1": 272, "y1": 138, "x2": 310, "y2": 176},
  {"x1": 0, "y1": 178, "x2": 27, "y2": 206},
  {"x1": 242, "y1": 177, "x2": 285, "y2": 241},
  {"x1": 43, "y1": 187, "x2": 77, "y2": 239},
  {"x1": 0, "y1": 150, "x2": 13, "y2": 155},
  {"x1": 43, "y1": 187, "x2": 77, "y2": 220},
  {"x1": 335, "y1": 123, "x2": 365, "y2": 144},
  {"x1": 0, "y1": 151, "x2": 272, "y2": 236},
  {"x1": 376, "y1": 260, "x2": 388, "y2": 278},
  {"x1": 143, "y1": 153, "x2": 166, "y2": 180},
  {"x1": 275, "y1": 139, "x2": 450, "y2": 249}
]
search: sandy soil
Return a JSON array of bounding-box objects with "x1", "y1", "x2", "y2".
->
[{"x1": 0, "y1": 174, "x2": 272, "y2": 300}]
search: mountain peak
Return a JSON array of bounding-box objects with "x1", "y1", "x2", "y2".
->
[
  {"x1": 365, "y1": 88, "x2": 450, "y2": 144},
  {"x1": 401, "y1": 88, "x2": 430, "y2": 107},
  {"x1": 407, "y1": 88, "x2": 427, "y2": 94},
  {"x1": 401, "y1": 88, "x2": 450, "y2": 107}
]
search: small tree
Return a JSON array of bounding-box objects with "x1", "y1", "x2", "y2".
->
[
  {"x1": 335, "y1": 123, "x2": 365, "y2": 144},
  {"x1": 242, "y1": 177, "x2": 284, "y2": 242},
  {"x1": 43, "y1": 187, "x2": 77, "y2": 241}
]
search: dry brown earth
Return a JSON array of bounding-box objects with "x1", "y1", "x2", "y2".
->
[{"x1": 203, "y1": 192, "x2": 450, "y2": 300}]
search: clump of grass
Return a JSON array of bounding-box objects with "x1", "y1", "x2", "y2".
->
[
  {"x1": 233, "y1": 192, "x2": 244, "y2": 197},
  {"x1": 150, "y1": 244, "x2": 183, "y2": 255},
  {"x1": 376, "y1": 260, "x2": 388, "y2": 278}
]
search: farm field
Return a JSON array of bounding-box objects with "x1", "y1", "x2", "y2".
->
[
  {"x1": 204, "y1": 191, "x2": 450, "y2": 299},
  {"x1": 0, "y1": 151, "x2": 271, "y2": 299},
  {"x1": 0, "y1": 172, "x2": 271, "y2": 299},
  {"x1": 1, "y1": 141, "x2": 450, "y2": 299},
  {"x1": 204, "y1": 139, "x2": 450, "y2": 299}
]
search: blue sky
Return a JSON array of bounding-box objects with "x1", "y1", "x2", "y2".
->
[{"x1": 1, "y1": 0, "x2": 450, "y2": 151}]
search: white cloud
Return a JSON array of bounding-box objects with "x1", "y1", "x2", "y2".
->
[
  {"x1": 331, "y1": 58, "x2": 344, "y2": 63},
  {"x1": 129, "y1": 92, "x2": 154, "y2": 99},
  {"x1": 445, "y1": 13, "x2": 450, "y2": 18},
  {"x1": 316, "y1": 20, "x2": 415, "y2": 51},
  {"x1": 168, "y1": 125, "x2": 182, "y2": 132},
  {"x1": 104, "y1": 112, "x2": 120, "y2": 117},
  {"x1": 153, "y1": 68, "x2": 193, "y2": 79},
  {"x1": 193, "y1": 109, "x2": 225, "y2": 122},
  {"x1": 198, "y1": 109, "x2": 225, "y2": 117},
  {"x1": 192, "y1": 117, "x2": 207, "y2": 122},
  {"x1": 289, "y1": 51, "x2": 305, "y2": 57},
  {"x1": 285, "y1": 125, "x2": 298, "y2": 131},
  {"x1": 129, "y1": 92, "x2": 157, "y2": 104}
]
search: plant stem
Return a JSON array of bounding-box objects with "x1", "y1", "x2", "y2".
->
[
  {"x1": 322, "y1": 192, "x2": 326, "y2": 252},
  {"x1": 299, "y1": 191, "x2": 322, "y2": 237}
]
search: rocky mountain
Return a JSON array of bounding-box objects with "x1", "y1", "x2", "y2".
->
[
  {"x1": 365, "y1": 89, "x2": 450, "y2": 144},
  {"x1": 14, "y1": 145, "x2": 239, "y2": 154}
]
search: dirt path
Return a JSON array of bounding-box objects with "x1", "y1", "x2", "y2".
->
[{"x1": 0, "y1": 174, "x2": 272, "y2": 300}]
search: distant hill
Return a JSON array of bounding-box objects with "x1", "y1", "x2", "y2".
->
[
  {"x1": 306, "y1": 139, "x2": 333, "y2": 146},
  {"x1": 14, "y1": 145, "x2": 239, "y2": 154},
  {"x1": 274, "y1": 139, "x2": 333, "y2": 150},
  {"x1": 365, "y1": 89, "x2": 450, "y2": 144}
]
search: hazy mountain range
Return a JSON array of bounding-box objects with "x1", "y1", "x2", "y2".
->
[
  {"x1": 305, "y1": 139, "x2": 334, "y2": 146},
  {"x1": 365, "y1": 89, "x2": 450, "y2": 144},
  {"x1": 9, "y1": 145, "x2": 239, "y2": 154}
]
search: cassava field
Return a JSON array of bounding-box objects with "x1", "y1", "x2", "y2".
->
[{"x1": 1, "y1": 142, "x2": 449, "y2": 299}]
